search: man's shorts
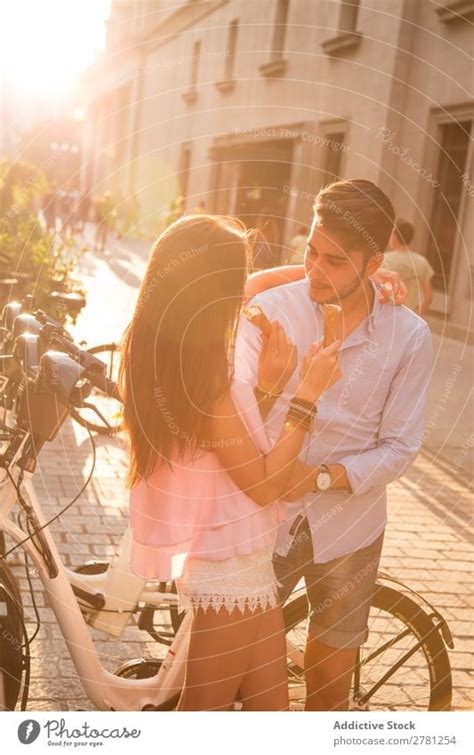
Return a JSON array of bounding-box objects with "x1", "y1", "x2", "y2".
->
[{"x1": 273, "y1": 518, "x2": 384, "y2": 649}]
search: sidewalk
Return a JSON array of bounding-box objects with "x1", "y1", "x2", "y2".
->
[{"x1": 8, "y1": 238, "x2": 473, "y2": 710}]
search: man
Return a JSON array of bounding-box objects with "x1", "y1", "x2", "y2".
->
[
  {"x1": 384, "y1": 218, "x2": 434, "y2": 316},
  {"x1": 234, "y1": 179, "x2": 432, "y2": 710}
]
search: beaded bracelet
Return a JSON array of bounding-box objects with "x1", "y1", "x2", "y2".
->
[
  {"x1": 286, "y1": 406, "x2": 313, "y2": 431},
  {"x1": 290, "y1": 396, "x2": 318, "y2": 415},
  {"x1": 289, "y1": 399, "x2": 317, "y2": 422}
]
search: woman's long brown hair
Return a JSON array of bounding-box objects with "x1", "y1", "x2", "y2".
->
[{"x1": 119, "y1": 214, "x2": 250, "y2": 489}]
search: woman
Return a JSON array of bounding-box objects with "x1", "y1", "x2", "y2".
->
[{"x1": 120, "y1": 214, "x2": 342, "y2": 711}]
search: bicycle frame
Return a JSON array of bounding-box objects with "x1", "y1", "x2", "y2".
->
[
  {"x1": 0, "y1": 441, "x2": 187, "y2": 711},
  {"x1": 2, "y1": 401, "x2": 178, "y2": 636}
]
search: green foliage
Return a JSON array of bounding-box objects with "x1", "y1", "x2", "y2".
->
[{"x1": 0, "y1": 159, "x2": 85, "y2": 323}]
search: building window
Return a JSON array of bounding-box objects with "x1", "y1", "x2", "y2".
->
[
  {"x1": 321, "y1": 132, "x2": 346, "y2": 185},
  {"x1": 182, "y1": 40, "x2": 201, "y2": 104},
  {"x1": 216, "y1": 19, "x2": 239, "y2": 92},
  {"x1": 435, "y1": 0, "x2": 474, "y2": 24},
  {"x1": 260, "y1": 0, "x2": 289, "y2": 77},
  {"x1": 191, "y1": 40, "x2": 201, "y2": 90},
  {"x1": 339, "y1": 0, "x2": 360, "y2": 32},
  {"x1": 179, "y1": 142, "x2": 192, "y2": 206},
  {"x1": 272, "y1": 0, "x2": 289, "y2": 60},
  {"x1": 426, "y1": 119, "x2": 472, "y2": 292},
  {"x1": 226, "y1": 19, "x2": 239, "y2": 79},
  {"x1": 322, "y1": 0, "x2": 362, "y2": 55}
]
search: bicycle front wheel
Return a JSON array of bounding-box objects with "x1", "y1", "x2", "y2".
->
[
  {"x1": 283, "y1": 584, "x2": 452, "y2": 711},
  {"x1": 0, "y1": 560, "x2": 25, "y2": 711}
]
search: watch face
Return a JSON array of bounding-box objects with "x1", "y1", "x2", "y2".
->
[{"x1": 317, "y1": 471, "x2": 332, "y2": 491}]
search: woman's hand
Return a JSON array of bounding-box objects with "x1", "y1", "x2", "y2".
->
[
  {"x1": 371, "y1": 268, "x2": 407, "y2": 305},
  {"x1": 297, "y1": 340, "x2": 342, "y2": 401},
  {"x1": 282, "y1": 459, "x2": 315, "y2": 501},
  {"x1": 258, "y1": 320, "x2": 297, "y2": 392},
  {"x1": 244, "y1": 265, "x2": 305, "y2": 302}
]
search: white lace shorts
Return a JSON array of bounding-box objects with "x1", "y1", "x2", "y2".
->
[{"x1": 176, "y1": 549, "x2": 279, "y2": 615}]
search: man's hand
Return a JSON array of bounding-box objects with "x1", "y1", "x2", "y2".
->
[
  {"x1": 283, "y1": 461, "x2": 352, "y2": 500},
  {"x1": 283, "y1": 460, "x2": 315, "y2": 501}
]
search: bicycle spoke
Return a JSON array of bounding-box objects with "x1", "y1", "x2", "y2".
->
[{"x1": 360, "y1": 605, "x2": 431, "y2": 709}]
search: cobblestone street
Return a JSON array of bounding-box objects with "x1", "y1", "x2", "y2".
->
[{"x1": 7, "y1": 232, "x2": 473, "y2": 711}]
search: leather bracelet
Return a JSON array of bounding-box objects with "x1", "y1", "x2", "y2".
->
[{"x1": 255, "y1": 384, "x2": 282, "y2": 401}]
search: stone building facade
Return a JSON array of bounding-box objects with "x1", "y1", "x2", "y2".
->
[{"x1": 81, "y1": 0, "x2": 473, "y2": 333}]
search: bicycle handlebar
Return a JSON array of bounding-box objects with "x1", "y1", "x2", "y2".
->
[{"x1": 42, "y1": 327, "x2": 121, "y2": 402}]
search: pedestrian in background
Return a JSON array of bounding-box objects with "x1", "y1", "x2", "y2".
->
[
  {"x1": 119, "y1": 193, "x2": 140, "y2": 238},
  {"x1": 252, "y1": 207, "x2": 282, "y2": 269},
  {"x1": 76, "y1": 190, "x2": 92, "y2": 233},
  {"x1": 95, "y1": 191, "x2": 116, "y2": 251},
  {"x1": 287, "y1": 225, "x2": 308, "y2": 264},
  {"x1": 384, "y1": 218, "x2": 434, "y2": 316}
]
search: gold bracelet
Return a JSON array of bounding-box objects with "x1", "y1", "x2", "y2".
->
[{"x1": 283, "y1": 414, "x2": 311, "y2": 432}]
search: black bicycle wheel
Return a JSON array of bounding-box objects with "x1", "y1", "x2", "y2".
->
[
  {"x1": 283, "y1": 584, "x2": 452, "y2": 711},
  {"x1": 0, "y1": 561, "x2": 24, "y2": 711},
  {"x1": 70, "y1": 343, "x2": 123, "y2": 435}
]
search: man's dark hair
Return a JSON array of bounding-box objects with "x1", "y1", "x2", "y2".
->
[
  {"x1": 393, "y1": 217, "x2": 415, "y2": 247},
  {"x1": 313, "y1": 179, "x2": 395, "y2": 258}
]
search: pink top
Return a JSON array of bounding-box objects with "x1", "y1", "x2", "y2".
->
[{"x1": 128, "y1": 379, "x2": 285, "y2": 581}]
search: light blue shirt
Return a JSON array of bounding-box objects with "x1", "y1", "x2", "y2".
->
[{"x1": 234, "y1": 279, "x2": 433, "y2": 563}]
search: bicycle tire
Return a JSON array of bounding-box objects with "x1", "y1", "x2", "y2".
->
[
  {"x1": 70, "y1": 343, "x2": 123, "y2": 436},
  {"x1": 0, "y1": 560, "x2": 24, "y2": 711},
  {"x1": 283, "y1": 583, "x2": 452, "y2": 711}
]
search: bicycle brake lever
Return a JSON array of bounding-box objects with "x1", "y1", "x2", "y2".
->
[{"x1": 76, "y1": 401, "x2": 113, "y2": 431}]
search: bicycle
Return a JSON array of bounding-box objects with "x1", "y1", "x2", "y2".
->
[
  {"x1": 0, "y1": 320, "x2": 454, "y2": 712},
  {"x1": 0, "y1": 297, "x2": 123, "y2": 437}
]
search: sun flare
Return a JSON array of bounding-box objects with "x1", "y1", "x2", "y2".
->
[{"x1": 0, "y1": 0, "x2": 111, "y2": 98}]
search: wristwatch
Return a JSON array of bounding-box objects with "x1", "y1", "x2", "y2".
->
[{"x1": 314, "y1": 464, "x2": 332, "y2": 492}]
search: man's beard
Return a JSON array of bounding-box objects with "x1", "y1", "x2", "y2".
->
[
  {"x1": 309, "y1": 269, "x2": 367, "y2": 304},
  {"x1": 326, "y1": 274, "x2": 364, "y2": 303}
]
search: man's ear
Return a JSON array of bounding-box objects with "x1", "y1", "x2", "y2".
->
[{"x1": 366, "y1": 252, "x2": 384, "y2": 276}]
